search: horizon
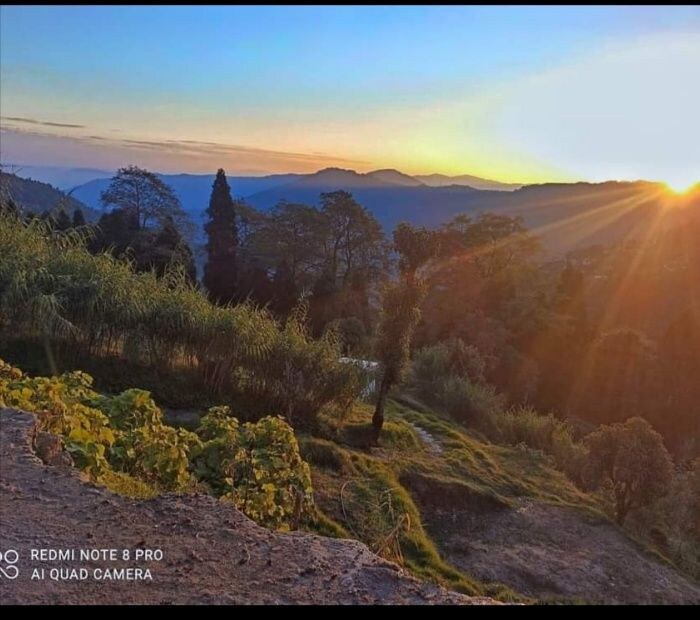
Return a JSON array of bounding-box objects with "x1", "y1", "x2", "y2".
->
[
  {"x1": 1, "y1": 6, "x2": 699, "y2": 190},
  {"x1": 3, "y1": 161, "x2": 687, "y2": 189}
]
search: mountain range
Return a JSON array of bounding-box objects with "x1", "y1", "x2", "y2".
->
[{"x1": 6, "y1": 165, "x2": 699, "y2": 256}]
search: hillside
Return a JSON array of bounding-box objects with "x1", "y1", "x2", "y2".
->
[
  {"x1": 297, "y1": 398, "x2": 700, "y2": 604},
  {"x1": 0, "y1": 407, "x2": 495, "y2": 605},
  {"x1": 0, "y1": 165, "x2": 113, "y2": 191},
  {"x1": 0, "y1": 172, "x2": 96, "y2": 220}
]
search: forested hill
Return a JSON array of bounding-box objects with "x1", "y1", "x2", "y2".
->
[
  {"x1": 245, "y1": 173, "x2": 697, "y2": 255},
  {"x1": 0, "y1": 172, "x2": 96, "y2": 220},
  {"x1": 68, "y1": 167, "x2": 698, "y2": 256}
]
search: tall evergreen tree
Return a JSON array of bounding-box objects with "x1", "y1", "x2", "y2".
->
[
  {"x1": 203, "y1": 169, "x2": 239, "y2": 304},
  {"x1": 72, "y1": 207, "x2": 87, "y2": 227}
]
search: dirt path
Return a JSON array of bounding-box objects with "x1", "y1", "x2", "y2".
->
[
  {"x1": 405, "y1": 422, "x2": 443, "y2": 455},
  {"x1": 0, "y1": 408, "x2": 495, "y2": 605}
]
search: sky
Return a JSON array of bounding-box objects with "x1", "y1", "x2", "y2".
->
[{"x1": 1, "y1": 5, "x2": 699, "y2": 187}]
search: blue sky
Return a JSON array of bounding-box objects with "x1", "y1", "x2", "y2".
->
[{"x1": 1, "y1": 6, "x2": 698, "y2": 187}]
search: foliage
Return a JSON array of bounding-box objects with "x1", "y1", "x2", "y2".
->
[
  {"x1": 191, "y1": 406, "x2": 314, "y2": 530},
  {"x1": 0, "y1": 360, "x2": 316, "y2": 530},
  {"x1": 0, "y1": 212, "x2": 361, "y2": 427},
  {"x1": 407, "y1": 344, "x2": 587, "y2": 482},
  {"x1": 437, "y1": 375, "x2": 504, "y2": 434},
  {"x1": 100, "y1": 165, "x2": 186, "y2": 230},
  {"x1": 411, "y1": 339, "x2": 486, "y2": 394},
  {"x1": 583, "y1": 417, "x2": 674, "y2": 524},
  {"x1": 372, "y1": 222, "x2": 440, "y2": 440},
  {"x1": 203, "y1": 169, "x2": 239, "y2": 304},
  {"x1": 0, "y1": 360, "x2": 114, "y2": 476},
  {"x1": 109, "y1": 422, "x2": 197, "y2": 491},
  {"x1": 495, "y1": 407, "x2": 587, "y2": 482},
  {"x1": 372, "y1": 276, "x2": 427, "y2": 438},
  {"x1": 572, "y1": 328, "x2": 661, "y2": 424},
  {"x1": 324, "y1": 316, "x2": 368, "y2": 356}
]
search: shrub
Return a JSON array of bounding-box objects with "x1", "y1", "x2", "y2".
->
[
  {"x1": 583, "y1": 417, "x2": 674, "y2": 524},
  {"x1": 410, "y1": 339, "x2": 486, "y2": 400},
  {"x1": 92, "y1": 388, "x2": 163, "y2": 430},
  {"x1": 0, "y1": 361, "x2": 114, "y2": 476},
  {"x1": 0, "y1": 214, "x2": 362, "y2": 428},
  {"x1": 438, "y1": 375, "x2": 504, "y2": 433},
  {"x1": 109, "y1": 423, "x2": 198, "y2": 491},
  {"x1": 1, "y1": 360, "x2": 317, "y2": 530},
  {"x1": 496, "y1": 406, "x2": 587, "y2": 482},
  {"x1": 191, "y1": 406, "x2": 314, "y2": 530}
]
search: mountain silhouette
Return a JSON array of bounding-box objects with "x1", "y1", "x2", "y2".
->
[{"x1": 58, "y1": 167, "x2": 699, "y2": 256}]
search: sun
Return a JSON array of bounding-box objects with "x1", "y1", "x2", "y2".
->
[{"x1": 664, "y1": 179, "x2": 698, "y2": 195}]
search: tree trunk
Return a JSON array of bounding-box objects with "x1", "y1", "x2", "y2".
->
[{"x1": 372, "y1": 374, "x2": 390, "y2": 444}]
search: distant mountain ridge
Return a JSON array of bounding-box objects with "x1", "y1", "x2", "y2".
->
[
  {"x1": 1, "y1": 164, "x2": 114, "y2": 191},
  {"x1": 415, "y1": 173, "x2": 522, "y2": 191},
  {"x1": 14, "y1": 165, "x2": 698, "y2": 257}
]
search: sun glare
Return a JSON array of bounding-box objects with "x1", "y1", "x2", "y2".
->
[{"x1": 665, "y1": 179, "x2": 697, "y2": 195}]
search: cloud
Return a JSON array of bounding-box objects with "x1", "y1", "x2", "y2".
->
[
  {"x1": 0, "y1": 126, "x2": 370, "y2": 173},
  {"x1": 0, "y1": 116, "x2": 85, "y2": 129}
]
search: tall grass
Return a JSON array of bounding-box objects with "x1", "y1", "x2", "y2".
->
[{"x1": 0, "y1": 213, "x2": 360, "y2": 424}]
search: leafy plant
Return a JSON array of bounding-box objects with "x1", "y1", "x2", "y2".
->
[
  {"x1": 192, "y1": 407, "x2": 314, "y2": 529},
  {"x1": 0, "y1": 360, "x2": 114, "y2": 476},
  {"x1": 1, "y1": 360, "x2": 316, "y2": 529}
]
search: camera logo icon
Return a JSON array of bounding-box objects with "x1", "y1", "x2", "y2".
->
[{"x1": 0, "y1": 549, "x2": 19, "y2": 579}]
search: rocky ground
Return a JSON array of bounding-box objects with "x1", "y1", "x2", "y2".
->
[
  {"x1": 417, "y1": 490, "x2": 700, "y2": 604},
  {"x1": 0, "y1": 408, "x2": 495, "y2": 605}
]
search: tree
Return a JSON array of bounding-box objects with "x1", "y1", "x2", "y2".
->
[
  {"x1": 440, "y1": 213, "x2": 540, "y2": 278},
  {"x1": 372, "y1": 223, "x2": 440, "y2": 442},
  {"x1": 271, "y1": 260, "x2": 298, "y2": 316},
  {"x1": 89, "y1": 207, "x2": 140, "y2": 256},
  {"x1": 319, "y1": 190, "x2": 388, "y2": 286},
  {"x1": 248, "y1": 201, "x2": 323, "y2": 291},
  {"x1": 54, "y1": 208, "x2": 72, "y2": 231},
  {"x1": 100, "y1": 165, "x2": 185, "y2": 230},
  {"x1": 574, "y1": 328, "x2": 661, "y2": 424},
  {"x1": 237, "y1": 264, "x2": 274, "y2": 307},
  {"x1": 203, "y1": 169, "x2": 239, "y2": 304},
  {"x1": 583, "y1": 417, "x2": 674, "y2": 524},
  {"x1": 658, "y1": 310, "x2": 700, "y2": 452},
  {"x1": 151, "y1": 215, "x2": 197, "y2": 282},
  {"x1": 72, "y1": 208, "x2": 87, "y2": 228}
]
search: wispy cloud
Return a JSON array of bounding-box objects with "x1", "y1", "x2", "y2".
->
[
  {"x1": 0, "y1": 116, "x2": 85, "y2": 129},
  {"x1": 0, "y1": 125, "x2": 370, "y2": 173}
]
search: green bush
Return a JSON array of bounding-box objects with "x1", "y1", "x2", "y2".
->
[
  {"x1": 1, "y1": 360, "x2": 316, "y2": 530},
  {"x1": 438, "y1": 375, "x2": 504, "y2": 433},
  {"x1": 0, "y1": 362, "x2": 114, "y2": 476},
  {"x1": 410, "y1": 339, "x2": 486, "y2": 398},
  {"x1": 191, "y1": 406, "x2": 314, "y2": 530},
  {"x1": 92, "y1": 388, "x2": 163, "y2": 430},
  {"x1": 109, "y1": 423, "x2": 198, "y2": 491},
  {"x1": 407, "y1": 339, "x2": 589, "y2": 484},
  {"x1": 496, "y1": 406, "x2": 587, "y2": 482}
]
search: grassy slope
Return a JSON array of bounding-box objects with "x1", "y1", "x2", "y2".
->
[{"x1": 299, "y1": 396, "x2": 604, "y2": 602}]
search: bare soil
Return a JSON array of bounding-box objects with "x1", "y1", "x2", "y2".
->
[
  {"x1": 408, "y1": 473, "x2": 700, "y2": 604},
  {"x1": 0, "y1": 408, "x2": 495, "y2": 605}
]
